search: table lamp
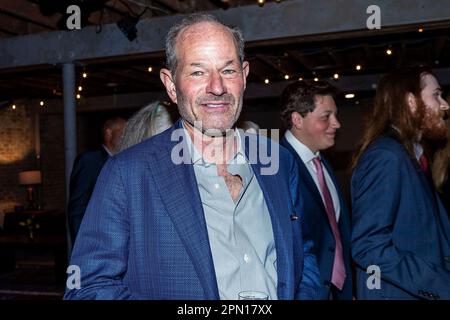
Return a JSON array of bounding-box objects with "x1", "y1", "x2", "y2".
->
[{"x1": 19, "y1": 170, "x2": 42, "y2": 210}]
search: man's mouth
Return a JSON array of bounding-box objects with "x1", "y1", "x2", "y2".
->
[{"x1": 202, "y1": 102, "x2": 229, "y2": 108}]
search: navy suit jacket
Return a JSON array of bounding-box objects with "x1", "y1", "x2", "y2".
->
[
  {"x1": 351, "y1": 135, "x2": 450, "y2": 300},
  {"x1": 439, "y1": 177, "x2": 450, "y2": 216},
  {"x1": 64, "y1": 120, "x2": 321, "y2": 300},
  {"x1": 281, "y1": 137, "x2": 353, "y2": 299},
  {"x1": 67, "y1": 147, "x2": 109, "y2": 245}
]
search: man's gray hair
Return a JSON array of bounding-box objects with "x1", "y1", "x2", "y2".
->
[{"x1": 164, "y1": 13, "x2": 245, "y2": 75}]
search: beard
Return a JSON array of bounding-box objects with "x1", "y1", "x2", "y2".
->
[{"x1": 415, "y1": 98, "x2": 448, "y2": 143}]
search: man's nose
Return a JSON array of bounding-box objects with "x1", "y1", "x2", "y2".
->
[
  {"x1": 206, "y1": 71, "x2": 226, "y2": 95},
  {"x1": 332, "y1": 115, "x2": 341, "y2": 129},
  {"x1": 440, "y1": 97, "x2": 450, "y2": 111}
]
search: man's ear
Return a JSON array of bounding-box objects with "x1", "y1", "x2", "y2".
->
[
  {"x1": 291, "y1": 111, "x2": 304, "y2": 130},
  {"x1": 160, "y1": 68, "x2": 177, "y2": 104},
  {"x1": 406, "y1": 92, "x2": 417, "y2": 113},
  {"x1": 242, "y1": 61, "x2": 250, "y2": 90}
]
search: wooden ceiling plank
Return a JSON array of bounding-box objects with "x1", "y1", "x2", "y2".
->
[{"x1": 0, "y1": 1, "x2": 59, "y2": 30}]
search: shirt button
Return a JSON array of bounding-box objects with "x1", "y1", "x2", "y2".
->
[
  {"x1": 243, "y1": 254, "x2": 251, "y2": 263},
  {"x1": 214, "y1": 183, "x2": 220, "y2": 189}
]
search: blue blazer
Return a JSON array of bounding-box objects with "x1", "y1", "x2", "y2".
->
[
  {"x1": 281, "y1": 137, "x2": 353, "y2": 299},
  {"x1": 351, "y1": 136, "x2": 450, "y2": 300},
  {"x1": 67, "y1": 147, "x2": 109, "y2": 245},
  {"x1": 64, "y1": 120, "x2": 321, "y2": 300}
]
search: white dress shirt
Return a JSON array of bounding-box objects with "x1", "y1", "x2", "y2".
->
[{"x1": 285, "y1": 130, "x2": 341, "y2": 221}]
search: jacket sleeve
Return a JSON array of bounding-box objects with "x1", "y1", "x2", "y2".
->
[
  {"x1": 289, "y1": 156, "x2": 321, "y2": 299},
  {"x1": 64, "y1": 157, "x2": 142, "y2": 300},
  {"x1": 351, "y1": 148, "x2": 450, "y2": 299},
  {"x1": 67, "y1": 155, "x2": 94, "y2": 244}
]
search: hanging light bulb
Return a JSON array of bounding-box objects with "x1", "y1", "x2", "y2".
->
[
  {"x1": 40, "y1": 101, "x2": 45, "y2": 106},
  {"x1": 82, "y1": 72, "x2": 88, "y2": 78},
  {"x1": 264, "y1": 78, "x2": 270, "y2": 84},
  {"x1": 12, "y1": 104, "x2": 16, "y2": 110},
  {"x1": 76, "y1": 94, "x2": 81, "y2": 99},
  {"x1": 148, "y1": 66, "x2": 153, "y2": 72},
  {"x1": 78, "y1": 86, "x2": 83, "y2": 91},
  {"x1": 356, "y1": 65, "x2": 362, "y2": 71},
  {"x1": 333, "y1": 73, "x2": 339, "y2": 80},
  {"x1": 284, "y1": 74, "x2": 290, "y2": 80},
  {"x1": 257, "y1": 0, "x2": 265, "y2": 7}
]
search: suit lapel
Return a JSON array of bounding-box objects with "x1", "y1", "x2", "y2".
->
[
  {"x1": 247, "y1": 137, "x2": 292, "y2": 299},
  {"x1": 281, "y1": 137, "x2": 328, "y2": 218},
  {"x1": 147, "y1": 123, "x2": 219, "y2": 299}
]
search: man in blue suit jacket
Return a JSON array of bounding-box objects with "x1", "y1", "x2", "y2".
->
[
  {"x1": 351, "y1": 66, "x2": 450, "y2": 300},
  {"x1": 280, "y1": 80, "x2": 352, "y2": 299},
  {"x1": 67, "y1": 117, "x2": 125, "y2": 247},
  {"x1": 64, "y1": 13, "x2": 320, "y2": 300}
]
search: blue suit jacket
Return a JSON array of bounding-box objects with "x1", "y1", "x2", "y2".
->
[
  {"x1": 67, "y1": 147, "x2": 109, "y2": 245},
  {"x1": 351, "y1": 136, "x2": 450, "y2": 300},
  {"x1": 64, "y1": 120, "x2": 321, "y2": 300},
  {"x1": 281, "y1": 137, "x2": 353, "y2": 299}
]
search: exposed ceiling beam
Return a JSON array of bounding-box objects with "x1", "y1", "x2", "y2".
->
[
  {"x1": 287, "y1": 51, "x2": 315, "y2": 72},
  {"x1": 1, "y1": 0, "x2": 450, "y2": 69},
  {"x1": 0, "y1": 11, "x2": 47, "y2": 35},
  {"x1": 0, "y1": 1, "x2": 61, "y2": 29}
]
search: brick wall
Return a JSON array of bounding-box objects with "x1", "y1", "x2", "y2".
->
[
  {"x1": 40, "y1": 112, "x2": 66, "y2": 211},
  {"x1": 0, "y1": 104, "x2": 36, "y2": 213}
]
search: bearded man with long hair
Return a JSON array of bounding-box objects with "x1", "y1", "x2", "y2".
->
[{"x1": 351, "y1": 66, "x2": 450, "y2": 300}]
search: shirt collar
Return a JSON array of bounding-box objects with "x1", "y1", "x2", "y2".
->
[
  {"x1": 182, "y1": 121, "x2": 247, "y2": 166},
  {"x1": 284, "y1": 130, "x2": 320, "y2": 164},
  {"x1": 390, "y1": 125, "x2": 423, "y2": 160},
  {"x1": 413, "y1": 143, "x2": 423, "y2": 161},
  {"x1": 102, "y1": 145, "x2": 113, "y2": 156}
]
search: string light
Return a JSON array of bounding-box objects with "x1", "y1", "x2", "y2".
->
[
  {"x1": 284, "y1": 74, "x2": 290, "y2": 80},
  {"x1": 386, "y1": 49, "x2": 393, "y2": 55},
  {"x1": 333, "y1": 73, "x2": 339, "y2": 80},
  {"x1": 257, "y1": 0, "x2": 265, "y2": 7},
  {"x1": 418, "y1": 27, "x2": 424, "y2": 33},
  {"x1": 264, "y1": 78, "x2": 270, "y2": 84},
  {"x1": 148, "y1": 66, "x2": 153, "y2": 72},
  {"x1": 40, "y1": 101, "x2": 45, "y2": 106},
  {"x1": 12, "y1": 104, "x2": 16, "y2": 110},
  {"x1": 314, "y1": 77, "x2": 319, "y2": 82},
  {"x1": 82, "y1": 72, "x2": 88, "y2": 78},
  {"x1": 78, "y1": 86, "x2": 83, "y2": 91},
  {"x1": 345, "y1": 93, "x2": 355, "y2": 99},
  {"x1": 356, "y1": 65, "x2": 362, "y2": 71},
  {"x1": 76, "y1": 94, "x2": 81, "y2": 99},
  {"x1": 298, "y1": 77, "x2": 303, "y2": 81}
]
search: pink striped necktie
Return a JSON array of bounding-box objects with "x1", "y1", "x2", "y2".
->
[{"x1": 312, "y1": 157, "x2": 346, "y2": 290}]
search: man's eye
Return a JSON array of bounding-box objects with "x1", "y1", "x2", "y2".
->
[
  {"x1": 222, "y1": 69, "x2": 236, "y2": 75},
  {"x1": 191, "y1": 71, "x2": 203, "y2": 76}
]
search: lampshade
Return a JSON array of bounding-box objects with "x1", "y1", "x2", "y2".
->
[{"x1": 19, "y1": 170, "x2": 42, "y2": 185}]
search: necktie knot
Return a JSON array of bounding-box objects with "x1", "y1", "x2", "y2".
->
[
  {"x1": 312, "y1": 156, "x2": 322, "y2": 172},
  {"x1": 419, "y1": 154, "x2": 429, "y2": 174}
]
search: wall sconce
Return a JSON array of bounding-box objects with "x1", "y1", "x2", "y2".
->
[{"x1": 19, "y1": 170, "x2": 42, "y2": 211}]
